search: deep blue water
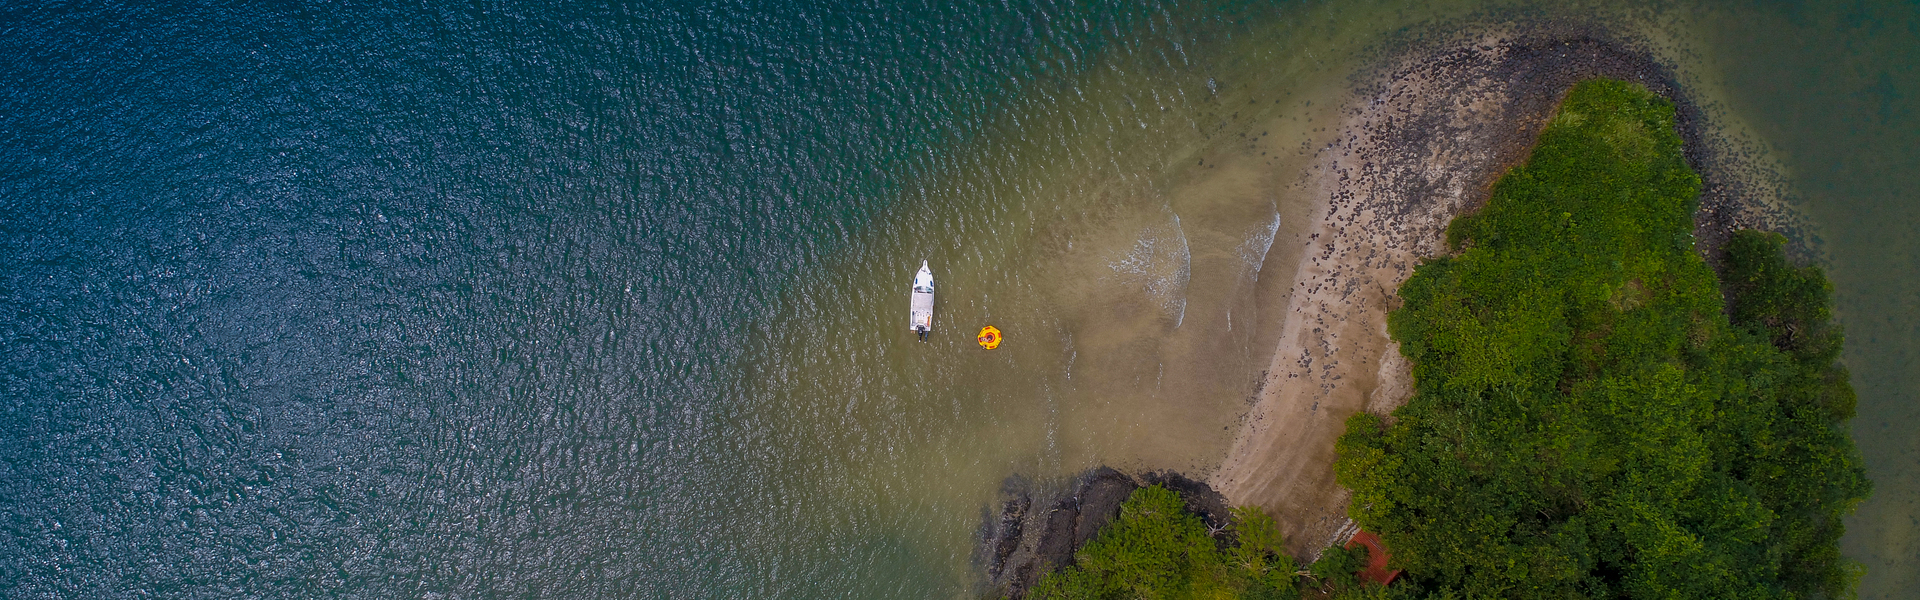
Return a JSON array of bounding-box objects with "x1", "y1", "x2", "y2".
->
[
  {"x1": 0, "y1": 1, "x2": 1041, "y2": 595},
  {"x1": 4, "y1": 1, "x2": 1917, "y2": 598}
]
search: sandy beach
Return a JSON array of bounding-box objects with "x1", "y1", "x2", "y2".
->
[{"x1": 1209, "y1": 29, "x2": 1807, "y2": 558}]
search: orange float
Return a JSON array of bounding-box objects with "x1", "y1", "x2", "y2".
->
[{"x1": 976, "y1": 325, "x2": 1002, "y2": 349}]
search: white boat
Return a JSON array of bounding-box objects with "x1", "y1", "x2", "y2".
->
[{"x1": 910, "y1": 261, "x2": 934, "y2": 341}]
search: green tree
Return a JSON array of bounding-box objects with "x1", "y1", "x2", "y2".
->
[
  {"x1": 1027, "y1": 486, "x2": 1304, "y2": 600},
  {"x1": 1309, "y1": 544, "x2": 1367, "y2": 591},
  {"x1": 1229, "y1": 507, "x2": 1299, "y2": 599}
]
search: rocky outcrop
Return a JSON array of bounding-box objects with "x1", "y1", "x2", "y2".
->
[{"x1": 978, "y1": 468, "x2": 1234, "y2": 598}]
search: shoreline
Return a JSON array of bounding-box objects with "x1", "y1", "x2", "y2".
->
[{"x1": 1209, "y1": 26, "x2": 1807, "y2": 558}]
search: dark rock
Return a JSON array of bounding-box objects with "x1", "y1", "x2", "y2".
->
[
  {"x1": 1071, "y1": 468, "x2": 1139, "y2": 548},
  {"x1": 982, "y1": 475, "x2": 1032, "y2": 580},
  {"x1": 1032, "y1": 500, "x2": 1081, "y2": 573}
]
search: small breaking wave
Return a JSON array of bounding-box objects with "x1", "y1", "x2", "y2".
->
[{"x1": 1109, "y1": 208, "x2": 1191, "y2": 327}]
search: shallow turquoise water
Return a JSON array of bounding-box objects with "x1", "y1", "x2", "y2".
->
[{"x1": 0, "y1": 1, "x2": 1914, "y2": 597}]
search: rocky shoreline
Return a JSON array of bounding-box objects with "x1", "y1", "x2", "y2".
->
[{"x1": 977, "y1": 468, "x2": 1233, "y2": 598}]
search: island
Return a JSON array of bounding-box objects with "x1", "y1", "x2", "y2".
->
[{"x1": 983, "y1": 35, "x2": 1869, "y2": 600}]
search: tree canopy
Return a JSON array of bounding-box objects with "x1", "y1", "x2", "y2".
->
[
  {"x1": 1334, "y1": 79, "x2": 1871, "y2": 599},
  {"x1": 1026, "y1": 485, "x2": 1302, "y2": 600},
  {"x1": 1024, "y1": 484, "x2": 1394, "y2": 599}
]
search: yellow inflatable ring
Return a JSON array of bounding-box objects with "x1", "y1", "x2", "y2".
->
[{"x1": 977, "y1": 325, "x2": 1002, "y2": 350}]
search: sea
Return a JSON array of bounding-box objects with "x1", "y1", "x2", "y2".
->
[{"x1": 2, "y1": 1, "x2": 1914, "y2": 597}]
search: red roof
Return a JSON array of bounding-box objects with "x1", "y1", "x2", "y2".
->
[{"x1": 1344, "y1": 530, "x2": 1401, "y2": 585}]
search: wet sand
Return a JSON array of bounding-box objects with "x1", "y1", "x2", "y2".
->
[{"x1": 1209, "y1": 29, "x2": 1807, "y2": 558}]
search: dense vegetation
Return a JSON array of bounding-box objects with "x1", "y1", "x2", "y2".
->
[
  {"x1": 1334, "y1": 80, "x2": 1871, "y2": 598},
  {"x1": 1026, "y1": 485, "x2": 1296, "y2": 599},
  {"x1": 1027, "y1": 485, "x2": 1384, "y2": 600}
]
